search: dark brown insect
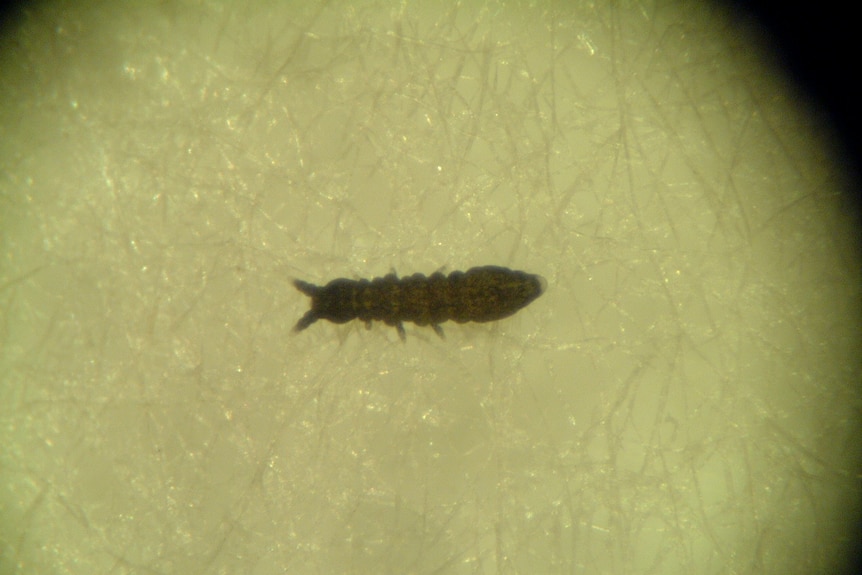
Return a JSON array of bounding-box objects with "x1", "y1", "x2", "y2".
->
[{"x1": 293, "y1": 266, "x2": 546, "y2": 341}]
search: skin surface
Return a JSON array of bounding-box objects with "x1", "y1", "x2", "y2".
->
[
  {"x1": 293, "y1": 266, "x2": 546, "y2": 340},
  {"x1": 4, "y1": 3, "x2": 859, "y2": 573}
]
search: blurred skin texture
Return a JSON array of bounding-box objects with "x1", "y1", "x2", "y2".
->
[{"x1": 0, "y1": 2, "x2": 859, "y2": 574}]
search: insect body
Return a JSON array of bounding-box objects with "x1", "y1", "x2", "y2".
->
[{"x1": 293, "y1": 266, "x2": 546, "y2": 340}]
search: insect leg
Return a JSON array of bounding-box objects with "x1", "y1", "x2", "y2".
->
[
  {"x1": 396, "y1": 322, "x2": 406, "y2": 342},
  {"x1": 432, "y1": 324, "x2": 445, "y2": 339}
]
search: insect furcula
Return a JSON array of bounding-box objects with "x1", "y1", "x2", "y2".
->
[{"x1": 292, "y1": 266, "x2": 546, "y2": 341}]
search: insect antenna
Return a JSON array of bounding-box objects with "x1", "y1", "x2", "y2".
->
[{"x1": 292, "y1": 279, "x2": 320, "y2": 296}]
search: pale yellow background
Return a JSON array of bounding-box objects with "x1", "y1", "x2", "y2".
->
[{"x1": 1, "y1": 1, "x2": 859, "y2": 574}]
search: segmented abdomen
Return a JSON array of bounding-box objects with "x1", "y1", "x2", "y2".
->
[{"x1": 293, "y1": 266, "x2": 546, "y2": 340}]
